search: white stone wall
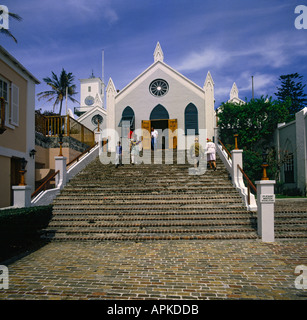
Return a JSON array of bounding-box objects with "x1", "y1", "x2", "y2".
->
[{"x1": 276, "y1": 107, "x2": 307, "y2": 195}]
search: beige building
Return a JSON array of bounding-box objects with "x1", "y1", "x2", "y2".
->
[{"x1": 0, "y1": 46, "x2": 40, "y2": 208}]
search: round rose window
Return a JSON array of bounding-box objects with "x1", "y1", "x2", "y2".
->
[{"x1": 149, "y1": 79, "x2": 169, "y2": 97}]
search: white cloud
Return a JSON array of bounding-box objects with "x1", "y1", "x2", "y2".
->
[
  {"x1": 174, "y1": 29, "x2": 307, "y2": 74},
  {"x1": 66, "y1": 0, "x2": 119, "y2": 24},
  {"x1": 174, "y1": 47, "x2": 230, "y2": 72}
]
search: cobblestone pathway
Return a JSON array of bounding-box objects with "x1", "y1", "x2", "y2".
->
[{"x1": 0, "y1": 239, "x2": 306, "y2": 300}]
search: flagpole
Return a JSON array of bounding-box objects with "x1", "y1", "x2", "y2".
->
[{"x1": 66, "y1": 86, "x2": 68, "y2": 115}]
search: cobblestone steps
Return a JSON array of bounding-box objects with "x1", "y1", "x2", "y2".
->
[
  {"x1": 42, "y1": 153, "x2": 259, "y2": 241},
  {"x1": 42, "y1": 152, "x2": 307, "y2": 241},
  {"x1": 274, "y1": 205, "x2": 307, "y2": 239}
]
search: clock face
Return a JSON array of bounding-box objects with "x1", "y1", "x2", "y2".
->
[
  {"x1": 85, "y1": 96, "x2": 94, "y2": 106},
  {"x1": 91, "y1": 114, "x2": 103, "y2": 126},
  {"x1": 149, "y1": 79, "x2": 169, "y2": 97}
]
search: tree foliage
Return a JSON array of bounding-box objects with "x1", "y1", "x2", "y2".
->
[
  {"x1": 217, "y1": 96, "x2": 289, "y2": 183},
  {"x1": 275, "y1": 73, "x2": 307, "y2": 119},
  {"x1": 37, "y1": 69, "x2": 78, "y2": 115}
]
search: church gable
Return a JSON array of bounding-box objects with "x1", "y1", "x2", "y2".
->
[
  {"x1": 106, "y1": 42, "x2": 216, "y2": 150},
  {"x1": 114, "y1": 42, "x2": 205, "y2": 103},
  {"x1": 116, "y1": 60, "x2": 204, "y2": 103}
]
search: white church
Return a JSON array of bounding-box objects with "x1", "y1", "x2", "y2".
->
[{"x1": 76, "y1": 42, "x2": 226, "y2": 151}]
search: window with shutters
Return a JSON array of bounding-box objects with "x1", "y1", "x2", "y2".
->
[
  {"x1": 0, "y1": 77, "x2": 9, "y2": 127},
  {"x1": 11, "y1": 84, "x2": 19, "y2": 126},
  {"x1": 185, "y1": 103, "x2": 198, "y2": 135},
  {"x1": 0, "y1": 77, "x2": 19, "y2": 128}
]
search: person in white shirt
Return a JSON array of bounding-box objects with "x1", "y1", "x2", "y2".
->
[
  {"x1": 206, "y1": 139, "x2": 217, "y2": 171},
  {"x1": 151, "y1": 127, "x2": 158, "y2": 150}
]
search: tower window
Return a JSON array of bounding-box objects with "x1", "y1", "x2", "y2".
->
[{"x1": 88, "y1": 86, "x2": 91, "y2": 92}]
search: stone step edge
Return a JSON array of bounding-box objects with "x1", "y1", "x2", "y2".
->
[
  {"x1": 41, "y1": 233, "x2": 259, "y2": 241},
  {"x1": 46, "y1": 220, "x2": 257, "y2": 228},
  {"x1": 52, "y1": 200, "x2": 244, "y2": 206},
  {"x1": 51, "y1": 209, "x2": 249, "y2": 215},
  {"x1": 49, "y1": 215, "x2": 256, "y2": 221},
  {"x1": 43, "y1": 227, "x2": 257, "y2": 234},
  {"x1": 54, "y1": 194, "x2": 242, "y2": 200},
  {"x1": 51, "y1": 206, "x2": 246, "y2": 211}
]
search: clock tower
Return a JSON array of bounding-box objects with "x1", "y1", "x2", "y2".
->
[
  {"x1": 74, "y1": 51, "x2": 107, "y2": 132},
  {"x1": 76, "y1": 70, "x2": 105, "y2": 116}
]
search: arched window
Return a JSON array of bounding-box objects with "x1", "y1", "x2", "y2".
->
[
  {"x1": 150, "y1": 104, "x2": 169, "y2": 120},
  {"x1": 185, "y1": 103, "x2": 198, "y2": 135},
  {"x1": 119, "y1": 106, "x2": 135, "y2": 130}
]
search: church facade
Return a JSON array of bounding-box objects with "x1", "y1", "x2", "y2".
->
[{"x1": 105, "y1": 42, "x2": 216, "y2": 152}]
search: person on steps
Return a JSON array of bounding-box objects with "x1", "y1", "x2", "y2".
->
[
  {"x1": 206, "y1": 138, "x2": 217, "y2": 171},
  {"x1": 151, "y1": 127, "x2": 158, "y2": 150},
  {"x1": 130, "y1": 135, "x2": 141, "y2": 165},
  {"x1": 189, "y1": 137, "x2": 204, "y2": 169},
  {"x1": 115, "y1": 141, "x2": 122, "y2": 168}
]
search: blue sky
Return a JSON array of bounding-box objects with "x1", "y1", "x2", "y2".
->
[{"x1": 1, "y1": 0, "x2": 307, "y2": 114}]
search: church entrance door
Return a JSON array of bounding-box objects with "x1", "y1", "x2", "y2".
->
[{"x1": 141, "y1": 119, "x2": 177, "y2": 150}]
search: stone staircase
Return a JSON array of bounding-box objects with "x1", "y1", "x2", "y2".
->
[
  {"x1": 274, "y1": 200, "x2": 307, "y2": 239},
  {"x1": 43, "y1": 152, "x2": 259, "y2": 241},
  {"x1": 42, "y1": 151, "x2": 307, "y2": 241}
]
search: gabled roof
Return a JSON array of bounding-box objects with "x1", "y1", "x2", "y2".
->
[
  {"x1": 0, "y1": 45, "x2": 40, "y2": 84},
  {"x1": 77, "y1": 105, "x2": 107, "y2": 122},
  {"x1": 115, "y1": 59, "x2": 206, "y2": 101}
]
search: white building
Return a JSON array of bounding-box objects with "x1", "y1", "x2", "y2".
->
[
  {"x1": 275, "y1": 107, "x2": 307, "y2": 196},
  {"x1": 228, "y1": 82, "x2": 245, "y2": 105},
  {"x1": 75, "y1": 52, "x2": 107, "y2": 133},
  {"x1": 105, "y1": 42, "x2": 216, "y2": 152}
]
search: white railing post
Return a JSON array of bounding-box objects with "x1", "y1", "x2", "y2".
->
[
  {"x1": 255, "y1": 180, "x2": 276, "y2": 242},
  {"x1": 12, "y1": 185, "x2": 32, "y2": 208},
  {"x1": 55, "y1": 156, "x2": 67, "y2": 188},
  {"x1": 231, "y1": 149, "x2": 243, "y2": 187}
]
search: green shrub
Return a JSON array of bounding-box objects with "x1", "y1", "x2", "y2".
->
[{"x1": 0, "y1": 205, "x2": 52, "y2": 244}]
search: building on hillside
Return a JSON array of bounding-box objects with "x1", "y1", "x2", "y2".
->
[
  {"x1": 0, "y1": 46, "x2": 40, "y2": 208},
  {"x1": 228, "y1": 82, "x2": 245, "y2": 105},
  {"x1": 105, "y1": 42, "x2": 216, "y2": 152},
  {"x1": 74, "y1": 52, "x2": 107, "y2": 133},
  {"x1": 275, "y1": 107, "x2": 307, "y2": 196}
]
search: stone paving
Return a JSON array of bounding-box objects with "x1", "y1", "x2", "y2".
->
[{"x1": 0, "y1": 239, "x2": 307, "y2": 300}]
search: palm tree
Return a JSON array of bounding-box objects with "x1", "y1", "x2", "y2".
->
[
  {"x1": 37, "y1": 69, "x2": 78, "y2": 115},
  {"x1": 0, "y1": 9, "x2": 22, "y2": 43}
]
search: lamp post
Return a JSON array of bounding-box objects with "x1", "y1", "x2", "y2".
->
[
  {"x1": 233, "y1": 128, "x2": 239, "y2": 150},
  {"x1": 58, "y1": 132, "x2": 63, "y2": 156},
  {"x1": 261, "y1": 149, "x2": 269, "y2": 180},
  {"x1": 19, "y1": 157, "x2": 28, "y2": 186}
]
